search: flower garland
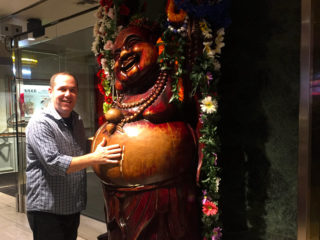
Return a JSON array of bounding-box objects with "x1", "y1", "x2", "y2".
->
[
  {"x1": 158, "y1": 1, "x2": 227, "y2": 239},
  {"x1": 92, "y1": 0, "x2": 122, "y2": 113},
  {"x1": 157, "y1": 0, "x2": 188, "y2": 103},
  {"x1": 197, "y1": 19, "x2": 225, "y2": 240}
]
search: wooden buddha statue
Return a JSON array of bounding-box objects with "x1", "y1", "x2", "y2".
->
[{"x1": 91, "y1": 20, "x2": 201, "y2": 240}]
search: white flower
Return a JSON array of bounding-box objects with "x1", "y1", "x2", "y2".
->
[
  {"x1": 105, "y1": 21, "x2": 111, "y2": 29},
  {"x1": 203, "y1": 41, "x2": 212, "y2": 51},
  {"x1": 203, "y1": 41, "x2": 216, "y2": 59},
  {"x1": 207, "y1": 49, "x2": 215, "y2": 59},
  {"x1": 200, "y1": 96, "x2": 217, "y2": 114},
  {"x1": 104, "y1": 70, "x2": 110, "y2": 78},
  {"x1": 216, "y1": 28, "x2": 225, "y2": 37},
  {"x1": 216, "y1": 177, "x2": 221, "y2": 192},
  {"x1": 214, "y1": 42, "x2": 225, "y2": 54},
  {"x1": 93, "y1": 23, "x2": 99, "y2": 36},
  {"x1": 213, "y1": 59, "x2": 221, "y2": 71},
  {"x1": 95, "y1": 7, "x2": 103, "y2": 19},
  {"x1": 203, "y1": 31, "x2": 213, "y2": 39},
  {"x1": 214, "y1": 28, "x2": 225, "y2": 54},
  {"x1": 202, "y1": 27, "x2": 213, "y2": 39},
  {"x1": 200, "y1": 20, "x2": 213, "y2": 39},
  {"x1": 99, "y1": 23, "x2": 105, "y2": 34},
  {"x1": 101, "y1": 58, "x2": 107, "y2": 68},
  {"x1": 91, "y1": 37, "x2": 100, "y2": 55}
]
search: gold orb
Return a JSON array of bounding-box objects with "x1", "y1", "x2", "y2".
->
[{"x1": 104, "y1": 108, "x2": 123, "y2": 123}]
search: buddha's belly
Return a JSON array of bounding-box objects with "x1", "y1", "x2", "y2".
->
[{"x1": 91, "y1": 120, "x2": 196, "y2": 186}]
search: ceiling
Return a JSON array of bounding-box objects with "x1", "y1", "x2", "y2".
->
[
  {"x1": 0, "y1": 0, "x2": 99, "y2": 54},
  {"x1": 0, "y1": 0, "x2": 166, "y2": 55},
  {"x1": 0, "y1": 0, "x2": 99, "y2": 27}
]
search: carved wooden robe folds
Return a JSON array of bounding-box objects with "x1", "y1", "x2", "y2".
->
[{"x1": 91, "y1": 23, "x2": 201, "y2": 239}]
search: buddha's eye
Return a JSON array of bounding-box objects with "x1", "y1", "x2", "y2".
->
[{"x1": 126, "y1": 35, "x2": 143, "y2": 49}]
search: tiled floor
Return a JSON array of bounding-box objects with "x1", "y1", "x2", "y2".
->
[{"x1": 0, "y1": 192, "x2": 107, "y2": 240}]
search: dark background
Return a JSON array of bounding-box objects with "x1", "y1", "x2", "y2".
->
[{"x1": 219, "y1": 1, "x2": 300, "y2": 239}]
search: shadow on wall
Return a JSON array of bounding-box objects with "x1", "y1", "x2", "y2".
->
[{"x1": 218, "y1": 1, "x2": 271, "y2": 239}]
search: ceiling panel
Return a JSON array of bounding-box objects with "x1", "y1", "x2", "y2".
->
[
  {"x1": 0, "y1": 0, "x2": 40, "y2": 17},
  {"x1": 0, "y1": 0, "x2": 98, "y2": 31}
]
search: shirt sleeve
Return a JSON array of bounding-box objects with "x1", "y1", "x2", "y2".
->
[{"x1": 26, "y1": 119, "x2": 72, "y2": 176}]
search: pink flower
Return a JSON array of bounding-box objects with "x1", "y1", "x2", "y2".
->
[
  {"x1": 202, "y1": 201, "x2": 218, "y2": 216},
  {"x1": 212, "y1": 227, "x2": 222, "y2": 240},
  {"x1": 104, "y1": 40, "x2": 114, "y2": 50},
  {"x1": 206, "y1": 71, "x2": 213, "y2": 85},
  {"x1": 213, "y1": 153, "x2": 218, "y2": 165},
  {"x1": 107, "y1": 8, "x2": 114, "y2": 19},
  {"x1": 202, "y1": 196, "x2": 208, "y2": 204},
  {"x1": 202, "y1": 190, "x2": 211, "y2": 204}
]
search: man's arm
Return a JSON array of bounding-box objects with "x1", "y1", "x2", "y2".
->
[
  {"x1": 67, "y1": 138, "x2": 122, "y2": 173},
  {"x1": 27, "y1": 118, "x2": 121, "y2": 176}
]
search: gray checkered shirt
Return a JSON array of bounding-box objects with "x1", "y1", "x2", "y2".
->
[{"x1": 26, "y1": 104, "x2": 87, "y2": 215}]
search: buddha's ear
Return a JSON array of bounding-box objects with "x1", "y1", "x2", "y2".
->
[{"x1": 115, "y1": 80, "x2": 124, "y2": 91}]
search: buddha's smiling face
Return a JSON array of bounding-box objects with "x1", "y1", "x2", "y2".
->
[{"x1": 113, "y1": 26, "x2": 158, "y2": 91}]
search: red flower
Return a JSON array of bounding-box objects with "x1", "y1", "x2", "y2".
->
[
  {"x1": 119, "y1": 4, "x2": 130, "y2": 16},
  {"x1": 100, "y1": 0, "x2": 112, "y2": 8},
  {"x1": 97, "y1": 54, "x2": 103, "y2": 66},
  {"x1": 105, "y1": 94, "x2": 113, "y2": 104},
  {"x1": 97, "y1": 83, "x2": 106, "y2": 96},
  {"x1": 202, "y1": 201, "x2": 218, "y2": 216},
  {"x1": 97, "y1": 69, "x2": 106, "y2": 80},
  {"x1": 100, "y1": 0, "x2": 113, "y2": 13}
]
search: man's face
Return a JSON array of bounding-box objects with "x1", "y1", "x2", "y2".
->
[
  {"x1": 49, "y1": 74, "x2": 78, "y2": 118},
  {"x1": 113, "y1": 26, "x2": 158, "y2": 91}
]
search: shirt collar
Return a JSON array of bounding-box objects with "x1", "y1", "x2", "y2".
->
[{"x1": 45, "y1": 103, "x2": 77, "y2": 121}]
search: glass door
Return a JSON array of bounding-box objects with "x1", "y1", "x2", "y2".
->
[
  {"x1": 0, "y1": 39, "x2": 19, "y2": 200},
  {"x1": 13, "y1": 26, "x2": 106, "y2": 221},
  {"x1": 12, "y1": 40, "x2": 61, "y2": 212}
]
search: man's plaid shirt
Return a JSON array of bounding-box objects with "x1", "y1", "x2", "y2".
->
[{"x1": 26, "y1": 104, "x2": 87, "y2": 215}]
